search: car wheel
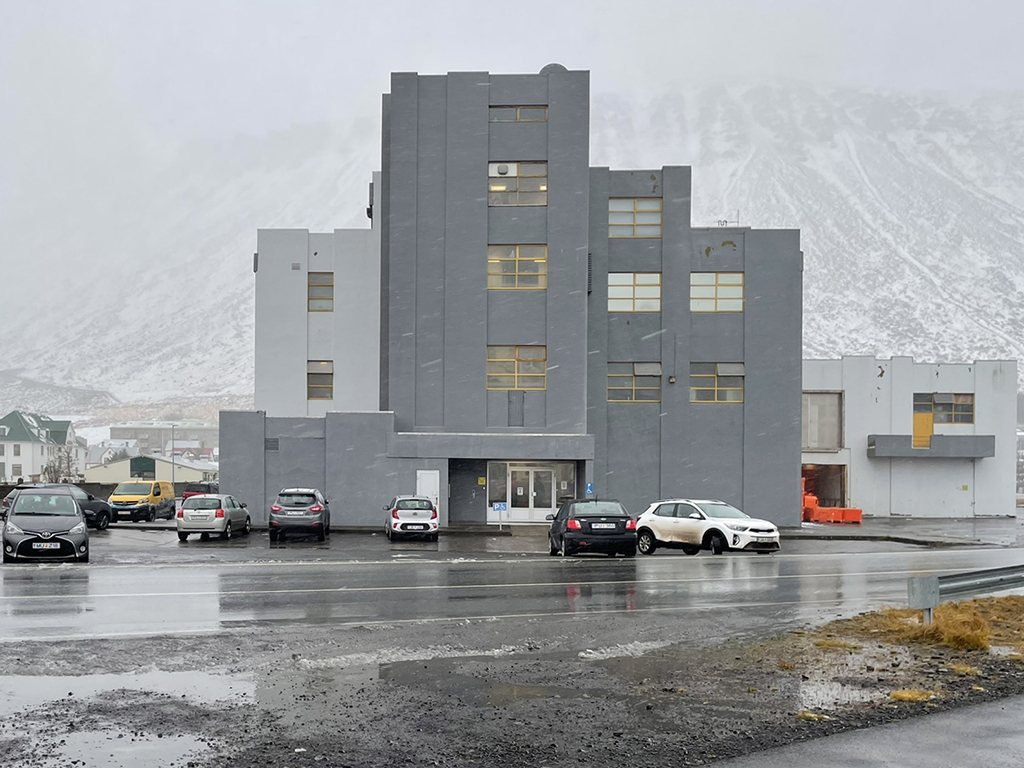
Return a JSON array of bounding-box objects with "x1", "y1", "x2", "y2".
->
[
  {"x1": 316, "y1": 527, "x2": 326, "y2": 543},
  {"x1": 178, "y1": 532, "x2": 189, "y2": 542},
  {"x1": 637, "y1": 529, "x2": 657, "y2": 555},
  {"x1": 2, "y1": 551, "x2": 13, "y2": 564},
  {"x1": 709, "y1": 533, "x2": 726, "y2": 555},
  {"x1": 269, "y1": 529, "x2": 279, "y2": 542},
  {"x1": 429, "y1": 533, "x2": 439, "y2": 542},
  {"x1": 200, "y1": 532, "x2": 210, "y2": 541},
  {"x1": 243, "y1": 516, "x2": 251, "y2": 535},
  {"x1": 623, "y1": 546, "x2": 637, "y2": 558},
  {"x1": 549, "y1": 537, "x2": 558, "y2": 556},
  {"x1": 385, "y1": 526, "x2": 391, "y2": 540},
  {"x1": 681, "y1": 544, "x2": 700, "y2": 556},
  {"x1": 147, "y1": 509, "x2": 156, "y2": 523},
  {"x1": 222, "y1": 521, "x2": 232, "y2": 540},
  {"x1": 560, "y1": 537, "x2": 573, "y2": 557},
  {"x1": 757, "y1": 550, "x2": 773, "y2": 555},
  {"x1": 96, "y1": 512, "x2": 110, "y2": 531},
  {"x1": 79, "y1": 554, "x2": 89, "y2": 564}
]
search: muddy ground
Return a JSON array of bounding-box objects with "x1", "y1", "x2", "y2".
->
[{"x1": 2, "y1": 615, "x2": 1024, "y2": 768}]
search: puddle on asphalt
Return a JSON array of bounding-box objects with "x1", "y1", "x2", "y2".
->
[
  {"x1": 797, "y1": 642, "x2": 910, "y2": 711},
  {"x1": 0, "y1": 668, "x2": 253, "y2": 718},
  {"x1": 40, "y1": 730, "x2": 205, "y2": 768}
]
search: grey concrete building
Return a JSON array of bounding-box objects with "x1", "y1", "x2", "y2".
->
[{"x1": 223, "y1": 66, "x2": 803, "y2": 529}]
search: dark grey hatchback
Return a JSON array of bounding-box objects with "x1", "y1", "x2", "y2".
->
[
  {"x1": 547, "y1": 499, "x2": 637, "y2": 557},
  {"x1": 2, "y1": 488, "x2": 90, "y2": 564}
]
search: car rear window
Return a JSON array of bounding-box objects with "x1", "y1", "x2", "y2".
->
[
  {"x1": 277, "y1": 493, "x2": 316, "y2": 506},
  {"x1": 183, "y1": 497, "x2": 222, "y2": 510},
  {"x1": 572, "y1": 501, "x2": 628, "y2": 516},
  {"x1": 396, "y1": 499, "x2": 433, "y2": 510},
  {"x1": 185, "y1": 484, "x2": 208, "y2": 493}
]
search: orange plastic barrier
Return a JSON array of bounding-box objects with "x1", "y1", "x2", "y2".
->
[{"x1": 800, "y1": 478, "x2": 862, "y2": 524}]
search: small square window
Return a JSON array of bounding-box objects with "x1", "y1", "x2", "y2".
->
[
  {"x1": 608, "y1": 198, "x2": 662, "y2": 238},
  {"x1": 690, "y1": 273, "x2": 744, "y2": 313},
  {"x1": 487, "y1": 245, "x2": 548, "y2": 290},
  {"x1": 486, "y1": 346, "x2": 547, "y2": 390},
  {"x1": 607, "y1": 273, "x2": 661, "y2": 312},
  {"x1": 690, "y1": 363, "x2": 744, "y2": 403},
  {"x1": 307, "y1": 360, "x2": 334, "y2": 400},
  {"x1": 607, "y1": 362, "x2": 662, "y2": 403},
  {"x1": 488, "y1": 162, "x2": 548, "y2": 206}
]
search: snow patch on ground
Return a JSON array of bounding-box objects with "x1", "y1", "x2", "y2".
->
[
  {"x1": 294, "y1": 644, "x2": 523, "y2": 670},
  {"x1": 577, "y1": 640, "x2": 672, "y2": 660}
]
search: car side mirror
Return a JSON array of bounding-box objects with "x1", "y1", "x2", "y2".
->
[
  {"x1": 240, "y1": 502, "x2": 247, "y2": 508},
  {"x1": 545, "y1": 514, "x2": 555, "y2": 521},
  {"x1": 383, "y1": 505, "x2": 389, "y2": 511},
  {"x1": 88, "y1": 494, "x2": 96, "y2": 500},
  {"x1": 689, "y1": 512, "x2": 702, "y2": 520}
]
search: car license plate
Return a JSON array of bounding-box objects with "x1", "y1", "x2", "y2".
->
[
  {"x1": 32, "y1": 542, "x2": 60, "y2": 550},
  {"x1": 591, "y1": 523, "x2": 615, "y2": 530},
  {"x1": 406, "y1": 524, "x2": 426, "y2": 530},
  {"x1": 286, "y1": 510, "x2": 304, "y2": 516},
  {"x1": 755, "y1": 537, "x2": 774, "y2": 543},
  {"x1": 191, "y1": 515, "x2": 209, "y2": 520}
]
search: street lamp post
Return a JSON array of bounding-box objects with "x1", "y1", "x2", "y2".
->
[{"x1": 171, "y1": 424, "x2": 176, "y2": 494}]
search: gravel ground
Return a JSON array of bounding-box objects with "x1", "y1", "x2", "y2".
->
[{"x1": 3, "y1": 615, "x2": 1024, "y2": 768}]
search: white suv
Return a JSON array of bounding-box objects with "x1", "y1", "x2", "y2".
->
[{"x1": 635, "y1": 499, "x2": 780, "y2": 556}]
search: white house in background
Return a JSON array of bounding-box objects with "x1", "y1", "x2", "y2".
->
[
  {"x1": 802, "y1": 357, "x2": 1018, "y2": 518},
  {"x1": 85, "y1": 439, "x2": 142, "y2": 469},
  {"x1": 0, "y1": 411, "x2": 88, "y2": 482},
  {"x1": 84, "y1": 454, "x2": 219, "y2": 484}
]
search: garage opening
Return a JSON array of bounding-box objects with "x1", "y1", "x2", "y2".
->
[{"x1": 802, "y1": 464, "x2": 847, "y2": 508}]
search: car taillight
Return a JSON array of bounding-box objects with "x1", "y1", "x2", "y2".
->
[
  {"x1": 271, "y1": 505, "x2": 282, "y2": 513},
  {"x1": 567, "y1": 519, "x2": 581, "y2": 530},
  {"x1": 431, "y1": 507, "x2": 438, "y2": 520},
  {"x1": 215, "y1": 509, "x2": 225, "y2": 518},
  {"x1": 626, "y1": 519, "x2": 636, "y2": 530},
  {"x1": 391, "y1": 509, "x2": 399, "y2": 519},
  {"x1": 176, "y1": 510, "x2": 183, "y2": 518},
  {"x1": 309, "y1": 505, "x2": 323, "y2": 513}
]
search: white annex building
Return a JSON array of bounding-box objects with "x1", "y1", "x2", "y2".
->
[{"x1": 802, "y1": 356, "x2": 1018, "y2": 518}]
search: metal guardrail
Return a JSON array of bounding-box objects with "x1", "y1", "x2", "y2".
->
[{"x1": 908, "y1": 564, "x2": 1024, "y2": 624}]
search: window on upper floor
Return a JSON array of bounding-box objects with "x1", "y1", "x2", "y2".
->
[
  {"x1": 308, "y1": 272, "x2": 334, "y2": 312},
  {"x1": 12, "y1": 464, "x2": 22, "y2": 478},
  {"x1": 802, "y1": 392, "x2": 843, "y2": 450},
  {"x1": 488, "y1": 162, "x2": 547, "y2": 206},
  {"x1": 690, "y1": 273, "x2": 745, "y2": 312},
  {"x1": 487, "y1": 245, "x2": 548, "y2": 289},
  {"x1": 489, "y1": 106, "x2": 548, "y2": 122},
  {"x1": 608, "y1": 273, "x2": 661, "y2": 312},
  {"x1": 0, "y1": 444, "x2": 4, "y2": 456},
  {"x1": 914, "y1": 393, "x2": 975, "y2": 424},
  {"x1": 307, "y1": 360, "x2": 334, "y2": 401},
  {"x1": 486, "y1": 345, "x2": 547, "y2": 390},
  {"x1": 690, "y1": 363, "x2": 745, "y2": 403},
  {"x1": 0, "y1": 427, "x2": 7, "y2": 437},
  {"x1": 609, "y1": 198, "x2": 662, "y2": 238},
  {"x1": 607, "y1": 362, "x2": 662, "y2": 402},
  {"x1": 13, "y1": 444, "x2": 20, "y2": 457}
]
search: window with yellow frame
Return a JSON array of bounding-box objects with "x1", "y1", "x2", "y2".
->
[
  {"x1": 608, "y1": 273, "x2": 661, "y2": 312},
  {"x1": 488, "y1": 162, "x2": 547, "y2": 206},
  {"x1": 914, "y1": 392, "x2": 974, "y2": 424},
  {"x1": 489, "y1": 106, "x2": 548, "y2": 122},
  {"x1": 607, "y1": 362, "x2": 662, "y2": 402},
  {"x1": 690, "y1": 272, "x2": 744, "y2": 312},
  {"x1": 307, "y1": 360, "x2": 334, "y2": 400},
  {"x1": 608, "y1": 198, "x2": 662, "y2": 238},
  {"x1": 308, "y1": 272, "x2": 334, "y2": 312},
  {"x1": 487, "y1": 245, "x2": 547, "y2": 289},
  {"x1": 690, "y1": 363, "x2": 745, "y2": 403},
  {"x1": 486, "y1": 346, "x2": 546, "y2": 390}
]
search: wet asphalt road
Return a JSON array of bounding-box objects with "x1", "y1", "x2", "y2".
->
[{"x1": 1, "y1": 527, "x2": 1020, "y2": 642}]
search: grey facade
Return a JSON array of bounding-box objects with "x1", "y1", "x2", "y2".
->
[{"x1": 225, "y1": 66, "x2": 803, "y2": 528}]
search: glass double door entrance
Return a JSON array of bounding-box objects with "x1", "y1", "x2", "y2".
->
[{"x1": 508, "y1": 467, "x2": 554, "y2": 522}]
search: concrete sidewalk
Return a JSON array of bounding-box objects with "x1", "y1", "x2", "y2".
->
[
  {"x1": 785, "y1": 516, "x2": 1024, "y2": 548},
  {"x1": 718, "y1": 696, "x2": 1024, "y2": 768}
]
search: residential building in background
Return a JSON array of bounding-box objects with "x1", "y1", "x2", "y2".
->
[
  {"x1": 84, "y1": 454, "x2": 218, "y2": 484},
  {"x1": 85, "y1": 439, "x2": 142, "y2": 469},
  {"x1": 109, "y1": 420, "x2": 218, "y2": 456},
  {"x1": 802, "y1": 356, "x2": 1018, "y2": 517},
  {"x1": 0, "y1": 410, "x2": 87, "y2": 482},
  {"x1": 224, "y1": 65, "x2": 803, "y2": 528}
]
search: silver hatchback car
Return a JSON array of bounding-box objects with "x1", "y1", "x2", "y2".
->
[
  {"x1": 176, "y1": 494, "x2": 251, "y2": 541},
  {"x1": 384, "y1": 495, "x2": 439, "y2": 541}
]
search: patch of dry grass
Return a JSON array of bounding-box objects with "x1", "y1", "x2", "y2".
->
[
  {"x1": 891, "y1": 689, "x2": 939, "y2": 702},
  {"x1": 797, "y1": 711, "x2": 832, "y2": 721},
  {"x1": 825, "y1": 601, "x2": 992, "y2": 651},
  {"x1": 949, "y1": 662, "x2": 980, "y2": 676},
  {"x1": 813, "y1": 639, "x2": 863, "y2": 651},
  {"x1": 777, "y1": 661, "x2": 795, "y2": 670}
]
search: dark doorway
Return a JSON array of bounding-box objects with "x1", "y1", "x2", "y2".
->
[{"x1": 802, "y1": 464, "x2": 847, "y2": 508}]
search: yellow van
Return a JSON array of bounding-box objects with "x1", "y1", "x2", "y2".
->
[{"x1": 109, "y1": 480, "x2": 176, "y2": 522}]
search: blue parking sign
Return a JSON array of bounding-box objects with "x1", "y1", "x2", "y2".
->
[
  {"x1": 585, "y1": 482, "x2": 594, "y2": 496},
  {"x1": 493, "y1": 502, "x2": 507, "y2": 512}
]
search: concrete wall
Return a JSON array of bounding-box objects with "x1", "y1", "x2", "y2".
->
[{"x1": 803, "y1": 357, "x2": 1018, "y2": 517}]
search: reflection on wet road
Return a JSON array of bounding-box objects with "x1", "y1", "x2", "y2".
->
[{"x1": 3, "y1": 535, "x2": 1023, "y2": 641}]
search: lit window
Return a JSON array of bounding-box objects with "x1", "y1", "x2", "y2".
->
[
  {"x1": 608, "y1": 273, "x2": 661, "y2": 312},
  {"x1": 608, "y1": 198, "x2": 662, "y2": 238},
  {"x1": 487, "y1": 245, "x2": 547, "y2": 289},
  {"x1": 486, "y1": 346, "x2": 547, "y2": 390},
  {"x1": 307, "y1": 361, "x2": 334, "y2": 401},
  {"x1": 489, "y1": 106, "x2": 548, "y2": 122},
  {"x1": 488, "y1": 162, "x2": 548, "y2": 206},
  {"x1": 308, "y1": 272, "x2": 334, "y2": 312},
  {"x1": 914, "y1": 393, "x2": 974, "y2": 424},
  {"x1": 607, "y1": 363, "x2": 662, "y2": 402},
  {"x1": 690, "y1": 363, "x2": 745, "y2": 403},
  {"x1": 690, "y1": 273, "x2": 744, "y2": 312}
]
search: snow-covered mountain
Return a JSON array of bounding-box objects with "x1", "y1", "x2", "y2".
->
[{"x1": 1, "y1": 83, "x2": 1022, "y2": 416}]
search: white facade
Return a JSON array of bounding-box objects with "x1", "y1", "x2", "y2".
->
[
  {"x1": 84, "y1": 455, "x2": 218, "y2": 484},
  {"x1": 254, "y1": 173, "x2": 381, "y2": 418},
  {"x1": 0, "y1": 414, "x2": 87, "y2": 483},
  {"x1": 803, "y1": 356, "x2": 1018, "y2": 517}
]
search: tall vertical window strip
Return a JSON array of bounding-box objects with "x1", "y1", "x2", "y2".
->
[
  {"x1": 487, "y1": 245, "x2": 548, "y2": 289},
  {"x1": 488, "y1": 162, "x2": 548, "y2": 206},
  {"x1": 607, "y1": 363, "x2": 663, "y2": 402},
  {"x1": 914, "y1": 393, "x2": 975, "y2": 424},
  {"x1": 690, "y1": 273, "x2": 744, "y2": 312},
  {"x1": 608, "y1": 273, "x2": 661, "y2": 312},
  {"x1": 489, "y1": 106, "x2": 548, "y2": 122},
  {"x1": 486, "y1": 346, "x2": 547, "y2": 390},
  {"x1": 608, "y1": 198, "x2": 662, "y2": 238},
  {"x1": 690, "y1": 363, "x2": 745, "y2": 403},
  {"x1": 308, "y1": 272, "x2": 334, "y2": 312},
  {"x1": 307, "y1": 361, "x2": 334, "y2": 401}
]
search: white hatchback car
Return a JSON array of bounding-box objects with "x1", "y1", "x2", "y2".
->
[
  {"x1": 635, "y1": 499, "x2": 779, "y2": 555},
  {"x1": 383, "y1": 495, "x2": 439, "y2": 541},
  {"x1": 176, "y1": 494, "x2": 251, "y2": 541}
]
